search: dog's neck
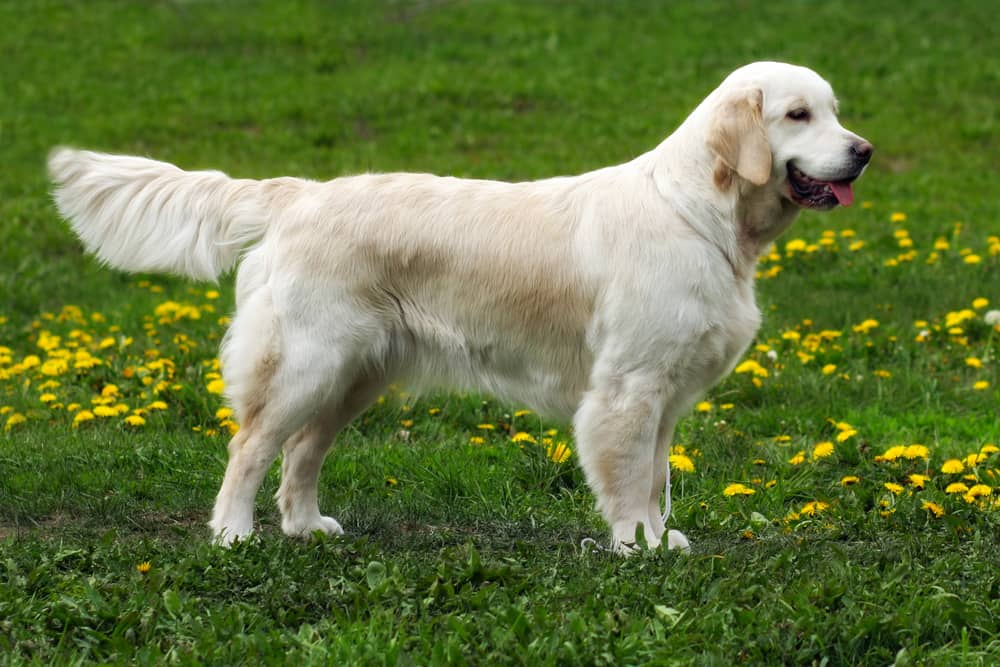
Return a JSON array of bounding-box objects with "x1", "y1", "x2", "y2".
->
[{"x1": 642, "y1": 132, "x2": 799, "y2": 282}]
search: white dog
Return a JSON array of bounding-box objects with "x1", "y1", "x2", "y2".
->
[{"x1": 49, "y1": 61, "x2": 871, "y2": 553}]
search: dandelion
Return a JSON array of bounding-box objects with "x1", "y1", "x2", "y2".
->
[
  {"x1": 546, "y1": 441, "x2": 572, "y2": 463},
  {"x1": 852, "y1": 319, "x2": 879, "y2": 334},
  {"x1": 513, "y1": 409, "x2": 532, "y2": 418},
  {"x1": 511, "y1": 432, "x2": 537, "y2": 445},
  {"x1": 669, "y1": 453, "x2": 695, "y2": 473},
  {"x1": 788, "y1": 451, "x2": 806, "y2": 465},
  {"x1": 476, "y1": 423, "x2": 495, "y2": 431},
  {"x1": 734, "y1": 360, "x2": 769, "y2": 378},
  {"x1": 812, "y1": 442, "x2": 835, "y2": 459},
  {"x1": 695, "y1": 401, "x2": 713, "y2": 413},
  {"x1": 985, "y1": 311, "x2": 1000, "y2": 326},
  {"x1": 876, "y1": 445, "x2": 906, "y2": 462},
  {"x1": 966, "y1": 357, "x2": 983, "y2": 369},
  {"x1": 972, "y1": 298, "x2": 989, "y2": 309},
  {"x1": 723, "y1": 483, "x2": 755, "y2": 497},
  {"x1": 904, "y1": 444, "x2": 929, "y2": 460},
  {"x1": 206, "y1": 379, "x2": 225, "y2": 394},
  {"x1": 835, "y1": 428, "x2": 858, "y2": 443},
  {"x1": 147, "y1": 401, "x2": 168, "y2": 411},
  {"x1": 93, "y1": 406, "x2": 117, "y2": 418},
  {"x1": 973, "y1": 381, "x2": 990, "y2": 391},
  {"x1": 124, "y1": 415, "x2": 146, "y2": 427},
  {"x1": 964, "y1": 254, "x2": 982, "y2": 264},
  {"x1": 39, "y1": 393, "x2": 57, "y2": 403},
  {"x1": 922, "y1": 501, "x2": 945, "y2": 518},
  {"x1": 73, "y1": 410, "x2": 95, "y2": 427},
  {"x1": 890, "y1": 212, "x2": 907, "y2": 223},
  {"x1": 399, "y1": 419, "x2": 414, "y2": 428},
  {"x1": 908, "y1": 474, "x2": 930, "y2": 489},
  {"x1": 4, "y1": 413, "x2": 27, "y2": 431},
  {"x1": 841, "y1": 475, "x2": 860, "y2": 486},
  {"x1": 469, "y1": 436, "x2": 485, "y2": 445},
  {"x1": 136, "y1": 561, "x2": 151, "y2": 574},
  {"x1": 800, "y1": 501, "x2": 829, "y2": 516},
  {"x1": 980, "y1": 444, "x2": 999, "y2": 455},
  {"x1": 428, "y1": 407, "x2": 441, "y2": 416},
  {"x1": 945, "y1": 482, "x2": 969, "y2": 494},
  {"x1": 821, "y1": 364, "x2": 837, "y2": 375},
  {"x1": 884, "y1": 482, "x2": 904, "y2": 495},
  {"x1": 964, "y1": 485, "x2": 992, "y2": 504},
  {"x1": 941, "y1": 459, "x2": 965, "y2": 474}
]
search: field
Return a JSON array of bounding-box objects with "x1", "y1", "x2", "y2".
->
[{"x1": 1, "y1": 1, "x2": 998, "y2": 664}]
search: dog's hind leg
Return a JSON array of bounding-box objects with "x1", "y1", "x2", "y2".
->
[{"x1": 276, "y1": 370, "x2": 388, "y2": 538}]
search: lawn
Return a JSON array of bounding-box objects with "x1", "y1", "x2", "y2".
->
[{"x1": 1, "y1": 1, "x2": 998, "y2": 664}]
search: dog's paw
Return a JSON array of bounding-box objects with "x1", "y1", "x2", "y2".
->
[
  {"x1": 209, "y1": 522, "x2": 254, "y2": 548},
  {"x1": 282, "y1": 514, "x2": 344, "y2": 539},
  {"x1": 666, "y1": 529, "x2": 691, "y2": 553}
]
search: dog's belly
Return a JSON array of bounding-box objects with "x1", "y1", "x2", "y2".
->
[{"x1": 391, "y1": 314, "x2": 592, "y2": 421}]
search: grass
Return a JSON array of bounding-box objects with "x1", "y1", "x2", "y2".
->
[{"x1": 1, "y1": 0, "x2": 999, "y2": 664}]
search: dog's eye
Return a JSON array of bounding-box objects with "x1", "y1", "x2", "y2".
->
[{"x1": 786, "y1": 108, "x2": 810, "y2": 122}]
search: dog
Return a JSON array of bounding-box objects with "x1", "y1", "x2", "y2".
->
[{"x1": 49, "y1": 61, "x2": 871, "y2": 553}]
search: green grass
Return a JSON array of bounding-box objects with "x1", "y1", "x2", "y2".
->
[{"x1": 1, "y1": 1, "x2": 999, "y2": 664}]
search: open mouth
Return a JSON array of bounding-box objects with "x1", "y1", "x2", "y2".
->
[{"x1": 786, "y1": 163, "x2": 856, "y2": 209}]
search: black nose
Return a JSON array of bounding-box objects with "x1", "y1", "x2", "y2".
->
[{"x1": 851, "y1": 141, "x2": 873, "y2": 164}]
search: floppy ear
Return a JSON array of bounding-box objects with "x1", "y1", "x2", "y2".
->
[{"x1": 706, "y1": 87, "x2": 771, "y2": 187}]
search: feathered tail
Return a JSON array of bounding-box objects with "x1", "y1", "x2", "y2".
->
[{"x1": 48, "y1": 148, "x2": 272, "y2": 281}]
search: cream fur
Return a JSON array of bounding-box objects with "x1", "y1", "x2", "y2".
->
[{"x1": 49, "y1": 61, "x2": 870, "y2": 553}]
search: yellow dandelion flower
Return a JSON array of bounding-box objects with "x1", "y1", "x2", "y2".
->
[
  {"x1": 966, "y1": 484, "x2": 992, "y2": 499},
  {"x1": 93, "y1": 406, "x2": 117, "y2": 418},
  {"x1": 945, "y1": 482, "x2": 969, "y2": 494},
  {"x1": 546, "y1": 441, "x2": 572, "y2": 463},
  {"x1": 723, "y1": 483, "x2": 755, "y2": 497},
  {"x1": 669, "y1": 453, "x2": 695, "y2": 473},
  {"x1": 399, "y1": 419, "x2": 414, "y2": 428},
  {"x1": 476, "y1": 423, "x2": 495, "y2": 431},
  {"x1": 781, "y1": 330, "x2": 801, "y2": 341},
  {"x1": 124, "y1": 415, "x2": 146, "y2": 427},
  {"x1": 4, "y1": 413, "x2": 27, "y2": 431},
  {"x1": 836, "y1": 428, "x2": 858, "y2": 443},
  {"x1": 904, "y1": 444, "x2": 930, "y2": 460},
  {"x1": 788, "y1": 451, "x2": 806, "y2": 466},
  {"x1": 428, "y1": 407, "x2": 441, "y2": 416},
  {"x1": 800, "y1": 501, "x2": 829, "y2": 516},
  {"x1": 908, "y1": 474, "x2": 930, "y2": 489},
  {"x1": 941, "y1": 459, "x2": 964, "y2": 474},
  {"x1": 513, "y1": 409, "x2": 532, "y2": 418},
  {"x1": 136, "y1": 561, "x2": 152, "y2": 574},
  {"x1": 840, "y1": 475, "x2": 860, "y2": 486},
  {"x1": 973, "y1": 381, "x2": 990, "y2": 391},
  {"x1": 821, "y1": 364, "x2": 837, "y2": 375},
  {"x1": 469, "y1": 436, "x2": 485, "y2": 445},
  {"x1": 147, "y1": 401, "x2": 168, "y2": 411},
  {"x1": 877, "y1": 445, "x2": 906, "y2": 462},
  {"x1": 972, "y1": 298, "x2": 989, "y2": 309},
  {"x1": 205, "y1": 290, "x2": 220, "y2": 300},
  {"x1": 884, "y1": 482, "x2": 904, "y2": 495},
  {"x1": 812, "y1": 442, "x2": 835, "y2": 459},
  {"x1": 511, "y1": 432, "x2": 537, "y2": 444},
  {"x1": 734, "y1": 360, "x2": 769, "y2": 377},
  {"x1": 73, "y1": 410, "x2": 95, "y2": 427},
  {"x1": 695, "y1": 401, "x2": 713, "y2": 413},
  {"x1": 215, "y1": 407, "x2": 234, "y2": 420},
  {"x1": 39, "y1": 393, "x2": 57, "y2": 403},
  {"x1": 966, "y1": 357, "x2": 983, "y2": 369},
  {"x1": 964, "y1": 254, "x2": 982, "y2": 264},
  {"x1": 852, "y1": 319, "x2": 879, "y2": 334},
  {"x1": 922, "y1": 501, "x2": 945, "y2": 518},
  {"x1": 980, "y1": 444, "x2": 999, "y2": 455}
]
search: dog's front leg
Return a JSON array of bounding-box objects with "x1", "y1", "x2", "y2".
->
[{"x1": 574, "y1": 373, "x2": 665, "y2": 554}]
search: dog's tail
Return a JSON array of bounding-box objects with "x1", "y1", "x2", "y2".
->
[{"x1": 48, "y1": 148, "x2": 277, "y2": 281}]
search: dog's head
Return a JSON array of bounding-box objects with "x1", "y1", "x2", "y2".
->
[{"x1": 706, "y1": 62, "x2": 872, "y2": 210}]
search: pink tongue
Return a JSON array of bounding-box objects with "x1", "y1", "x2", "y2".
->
[{"x1": 829, "y1": 181, "x2": 854, "y2": 206}]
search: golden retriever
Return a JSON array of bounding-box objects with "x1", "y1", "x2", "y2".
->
[{"x1": 49, "y1": 61, "x2": 871, "y2": 553}]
